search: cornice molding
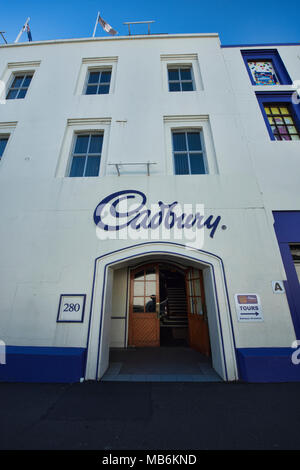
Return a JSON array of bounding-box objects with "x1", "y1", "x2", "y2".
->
[
  {"x1": 82, "y1": 56, "x2": 118, "y2": 64},
  {"x1": 7, "y1": 61, "x2": 41, "y2": 69},
  {"x1": 67, "y1": 117, "x2": 112, "y2": 126},
  {"x1": 0, "y1": 33, "x2": 220, "y2": 49},
  {"x1": 160, "y1": 54, "x2": 198, "y2": 62},
  {"x1": 163, "y1": 115, "x2": 209, "y2": 123},
  {"x1": 0, "y1": 121, "x2": 18, "y2": 129}
]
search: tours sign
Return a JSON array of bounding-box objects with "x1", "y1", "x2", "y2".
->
[{"x1": 235, "y1": 294, "x2": 263, "y2": 322}]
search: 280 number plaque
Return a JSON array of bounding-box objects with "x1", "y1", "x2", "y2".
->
[{"x1": 57, "y1": 295, "x2": 86, "y2": 322}]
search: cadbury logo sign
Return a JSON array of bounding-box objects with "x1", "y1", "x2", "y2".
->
[{"x1": 93, "y1": 190, "x2": 222, "y2": 247}]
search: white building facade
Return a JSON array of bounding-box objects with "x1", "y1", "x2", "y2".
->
[{"x1": 0, "y1": 32, "x2": 299, "y2": 382}]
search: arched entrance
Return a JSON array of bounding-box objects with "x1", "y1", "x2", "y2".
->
[
  {"x1": 128, "y1": 262, "x2": 210, "y2": 356},
  {"x1": 85, "y1": 242, "x2": 238, "y2": 382}
]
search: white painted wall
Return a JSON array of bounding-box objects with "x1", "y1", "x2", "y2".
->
[
  {"x1": 221, "y1": 45, "x2": 300, "y2": 210},
  {"x1": 0, "y1": 34, "x2": 298, "y2": 373}
]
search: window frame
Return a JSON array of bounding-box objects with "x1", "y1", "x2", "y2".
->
[
  {"x1": 6, "y1": 72, "x2": 34, "y2": 100},
  {"x1": 55, "y1": 118, "x2": 111, "y2": 178},
  {"x1": 273, "y1": 211, "x2": 300, "y2": 338},
  {"x1": 164, "y1": 116, "x2": 217, "y2": 176},
  {"x1": 0, "y1": 134, "x2": 9, "y2": 161},
  {"x1": 256, "y1": 92, "x2": 300, "y2": 141},
  {"x1": 167, "y1": 65, "x2": 195, "y2": 92},
  {"x1": 161, "y1": 54, "x2": 203, "y2": 93},
  {"x1": 67, "y1": 131, "x2": 104, "y2": 178},
  {"x1": 241, "y1": 49, "x2": 292, "y2": 86},
  {"x1": 75, "y1": 57, "x2": 118, "y2": 96},
  {"x1": 290, "y1": 244, "x2": 300, "y2": 284},
  {"x1": 263, "y1": 104, "x2": 300, "y2": 141},
  {"x1": 84, "y1": 67, "x2": 112, "y2": 95},
  {"x1": 171, "y1": 128, "x2": 208, "y2": 175}
]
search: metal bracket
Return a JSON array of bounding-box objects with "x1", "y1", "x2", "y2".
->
[
  {"x1": 108, "y1": 162, "x2": 157, "y2": 176},
  {"x1": 123, "y1": 20, "x2": 155, "y2": 36}
]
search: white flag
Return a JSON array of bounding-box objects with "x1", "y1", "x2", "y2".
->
[{"x1": 98, "y1": 12, "x2": 117, "y2": 36}]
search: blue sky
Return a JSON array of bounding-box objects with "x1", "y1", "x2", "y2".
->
[{"x1": 1, "y1": 0, "x2": 299, "y2": 45}]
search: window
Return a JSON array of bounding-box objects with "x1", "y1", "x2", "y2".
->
[
  {"x1": 264, "y1": 105, "x2": 300, "y2": 141},
  {"x1": 248, "y1": 60, "x2": 279, "y2": 85},
  {"x1": 56, "y1": 118, "x2": 111, "y2": 178},
  {"x1": 0, "y1": 136, "x2": 9, "y2": 160},
  {"x1": 290, "y1": 245, "x2": 300, "y2": 283},
  {"x1": 256, "y1": 92, "x2": 300, "y2": 141},
  {"x1": 76, "y1": 57, "x2": 117, "y2": 96},
  {"x1": 69, "y1": 133, "x2": 103, "y2": 177},
  {"x1": 168, "y1": 67, "x2": 194, "y2": 92},
  {"x1": 172, "y1": 130, "x2": 206, "y2": 174},
  {"x1": 85, "y1": 69, "x2": 111, "y2": 95},
  {"x1": 6, "y1": 73, "x2": 33, "y2": 99},
  {"x1": 241, "y1": 50, "x2": 292, "y2": 86}
]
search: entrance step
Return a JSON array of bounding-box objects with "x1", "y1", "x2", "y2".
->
[
  {"x1": 102, "y1": 374, "x2": 221, "y2": 382},
  {"x1": 102, "y1": 348, "x2": 222, "y2": 382}
]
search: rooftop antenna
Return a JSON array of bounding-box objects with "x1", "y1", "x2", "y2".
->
[
  {"x1": 123, "y1": 20, "x2": 155, "y2": 36},
  {"x1": 0, "y1": 32, "x2": 7, "y2": 44}
]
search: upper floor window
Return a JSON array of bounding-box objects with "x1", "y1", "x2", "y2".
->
[
  {"x1": 168, "y1": 67, "x2": 194, "y2": 92},
  {"x1": 85, "y1": 69, "x2": 111, "y2": 95},
  {"x1": 241, "y1": 50, "x2": 292, "y2": 86},
  {"x1": 264, "y1": 105, "x2": 300, "y2": 141},
  {"x1": 290, "y1": 245, "x2": 300, "y2": 283},
  {"x1": 248, "y1": 60, "x2": 279, "y2": 85},
  {"x1": 290, "y1": 244, "x2": 300, "y2": 282},
  {"x1": 69, "y1": 133, "x2": 103, "y2": 177},
  {"x1": 0, "y1": 136, "x2": 9, "y2": 160},
  {"x1": 6, "y1": 73, "x2": 33, "y2": 99},
  {"x1": 256, "y1": 92, "x2": 300, "y2": 141},
  {"x1": 172, "y1": 130, "x2": 206, "y2": 174}
]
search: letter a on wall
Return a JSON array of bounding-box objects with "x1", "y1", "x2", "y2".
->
[{"x1": 272, "y1": 281, "x2": 285, "y2": 294}]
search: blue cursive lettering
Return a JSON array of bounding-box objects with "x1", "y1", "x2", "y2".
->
[{"x1": 93, "y1": 190, "x2": 222, "y2": 238}]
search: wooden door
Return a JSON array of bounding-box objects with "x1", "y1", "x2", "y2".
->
[
  {"x1": 128, "y1": 264, "x2": 160, "y2": 347},
  {"x1": 186, "y1": 268, "x2": 210, "y2": 356}
]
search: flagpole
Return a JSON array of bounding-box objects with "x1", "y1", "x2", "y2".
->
[
  {"x1": 0, "y1": 32, "x2": 7, "y2": 44},
  {"x1": 92, "y1": 12, "x2": 100, "y2": 37},
  {"x1": 15, "y1": 17, "x2": 30, "y2": 43}
]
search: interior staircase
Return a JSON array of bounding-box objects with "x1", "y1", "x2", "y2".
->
[{"x1": 161, "y1": 286, "x2": 188, "y2": 327}]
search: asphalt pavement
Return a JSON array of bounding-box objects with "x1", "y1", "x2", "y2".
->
[{"x1": 1, "y1": 380, "x2": 300, "y2": 450}]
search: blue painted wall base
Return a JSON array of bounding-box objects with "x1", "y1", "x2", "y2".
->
[
  {"x1": 2, "y1": 346, "x2": 300, "y2": 383},
  {"x1": 237, "y1": 348, "x2": 300, "y2": 382},
  {"x1": 0, "y1": 346, "x2": 87, "y2": 383}
]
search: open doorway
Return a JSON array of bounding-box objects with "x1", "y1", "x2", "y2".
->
[
  {"x1": 128, "y1": 262, "x2": 211, "y2": 356},
  {"x1": 103, "y1": 261, "x2": 218, "y2": 381},
  {"x1": 86, "y1": 245, "x2": 238, "y2": 381}
]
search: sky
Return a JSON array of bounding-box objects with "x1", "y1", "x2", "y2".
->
[{"x1": 0, "y1": 0, "x2": 299, "y2": 45}]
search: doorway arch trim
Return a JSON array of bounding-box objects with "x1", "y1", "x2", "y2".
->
[{"x1": 85, "y1": 242, "x2": 237, "y2": 381}]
